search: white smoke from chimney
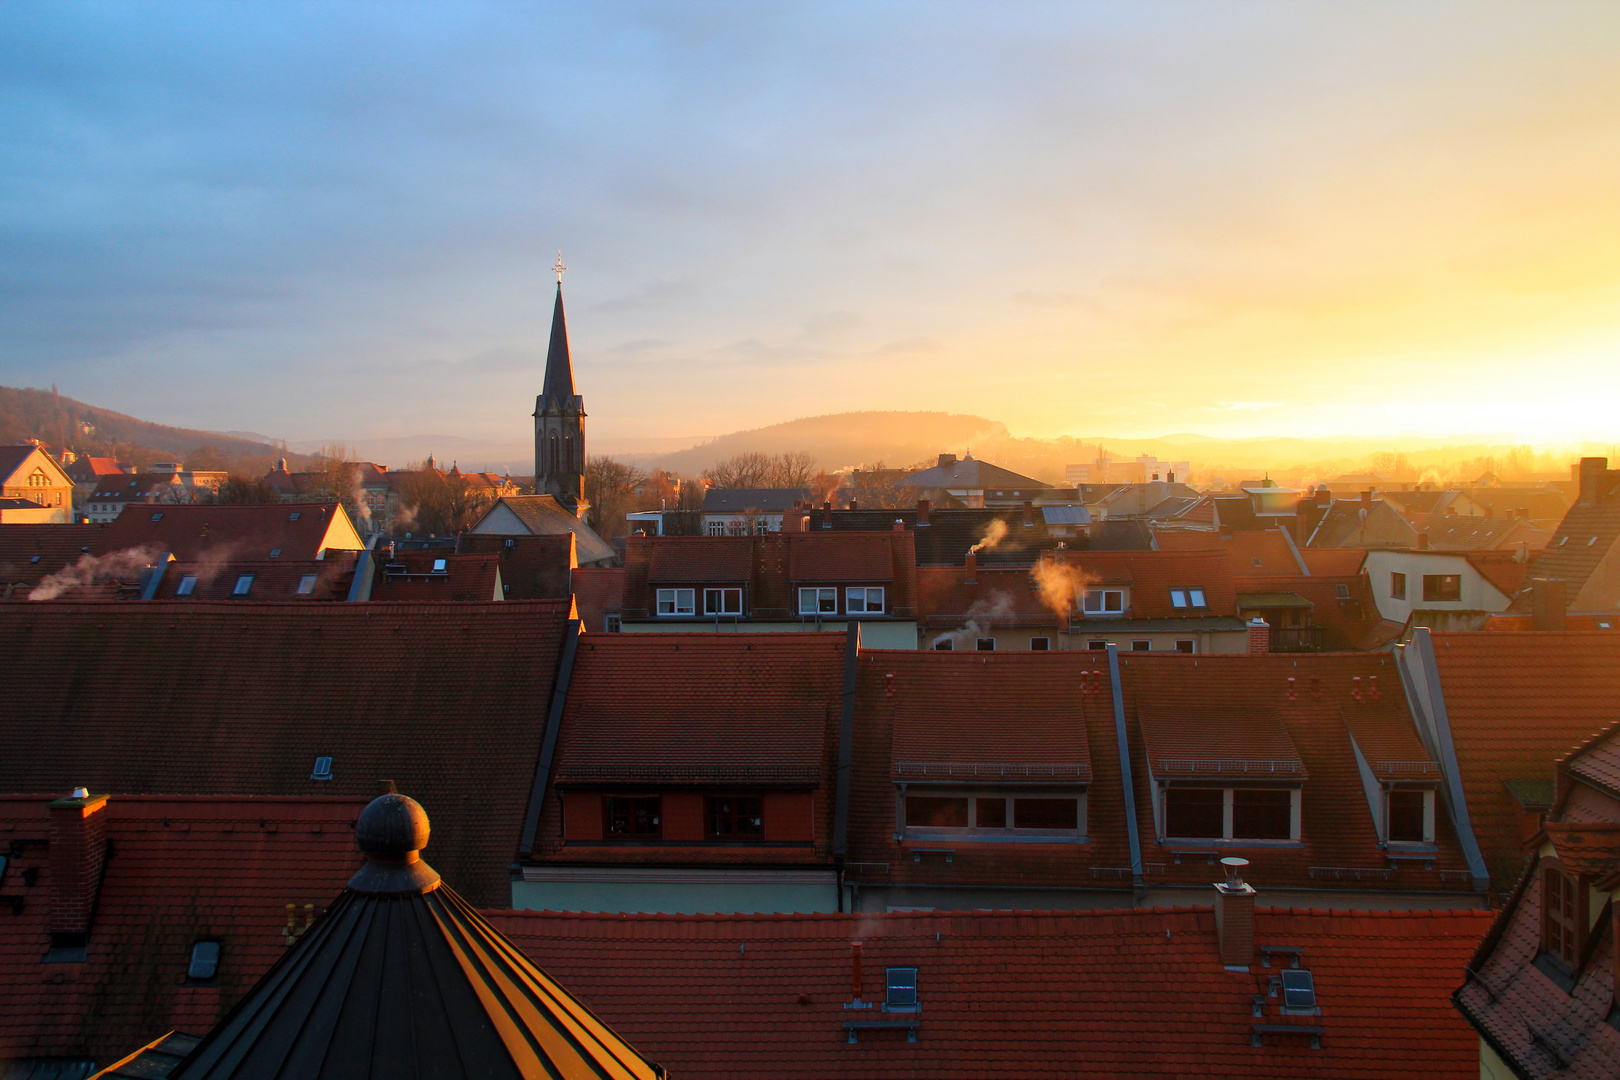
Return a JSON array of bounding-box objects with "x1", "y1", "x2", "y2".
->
[
  {"x1": 969, "y1": 518, "x2": 1008, "y2": 554},
  {"x1": 931, "y1": 591, "x2": 1015, "y2": 650},
  {"x1": 29, "y1": 547, "x2": 159, "y2": 600}
]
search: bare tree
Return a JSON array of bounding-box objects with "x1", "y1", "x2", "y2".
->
[{"x1": 584, "y1": 456, "x2": 648, "y2": 539}]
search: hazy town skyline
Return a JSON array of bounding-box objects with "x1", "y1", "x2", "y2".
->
[{"x1": 4, "y1": 3, "x2": 1619, "y2": 449}]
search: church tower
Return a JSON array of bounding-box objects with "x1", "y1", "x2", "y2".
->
[{"x1": 533, "y1": 254, "x2": 585, "y2": 509}]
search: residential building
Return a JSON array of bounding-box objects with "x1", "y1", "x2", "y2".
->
[
  {"x1": 468, "y1": 494, "x2": 617, "y2": 566},
  {"x1": 571, "y1": 565, "x2": 626, "y2": 632},
  {"x1": 518, "y1": 632, "x2": 850, "y2": 914},
  {"x1": 1453, "y1": 722, "x2": 1620, "y2": 1077},
  {"x1": 617, "y1": 530, "x2": 918, "y2": 648},
  {"x1": 82, "y1": 466, "x2": 228, "y2": 523},
  {"x1": 367, "y1": 549, "x2": 504, "y2": 602},
  {"x1": 0, "y1": 792, "x2": 365, "y2": 1075},
  {"x1": 1363, "y1": 548, "x2": 1527, "y2": 631},
  {"x1": 262, "y1": 457, "x2": 518, "y2": 537},
  {"x1": 898, "y1": 453, "x2": 1071, "y2": 509},
  {"x1": 1065, "y1": 453, "x2": 1190, "y2": 486},
  {"x1": 0, "y1": 444, "x2": 74, "y2": 523},
  {"x1": 0, "y1": 599, "x2": 575, "y2": 908},
  {"x1": 1511, "y1": 456, "x2": 1620, "y2": 616},
  {"x1": 699, "y1": 487, "x2": 810, "y2": 535},
  {"x1": 494, "y1": 902, "x2": 1488, "y2": 1079},
  {"x1": 457, "y1": 531, "x2": 575, "y2": 600},
  {"x1": 1046, "y1": 548, "x2": 1251, "y2": 653},
  {"x1": 0, "y1": 522, "x2": 104, "y2": 599}
]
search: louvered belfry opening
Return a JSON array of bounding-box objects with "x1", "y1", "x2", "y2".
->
[{"x1": 170, "y1": 793, "x2": 668, "y2": 1080}]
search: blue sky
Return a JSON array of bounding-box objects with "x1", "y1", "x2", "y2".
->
[{"x1": 4, "y1": 2, "x2": 1620, "y2": 451}]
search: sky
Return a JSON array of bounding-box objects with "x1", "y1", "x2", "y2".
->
[{"x1": 3, "y1": 2, "x2": 1620, "y2": 452}]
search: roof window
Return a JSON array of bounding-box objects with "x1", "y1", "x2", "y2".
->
[
  {"x1": 188, "y1": 940, "x2": 221, "y2": 981},
  {"x1": 1251, "y1": 557, "x2": 1263, "y2": 567},
  {"x1": 1559, "y1": 536, "x2": 1569, "y2": 546},
  {"x1": 1589, "y1": 536, "x2": 1599, "y2": 546},
  {"x1": 29, "y1": 554, "x2": 40, "y2": 563},
  {"x1": 432, "y1": 558, "x2": 447, "y2": 573},
  {"x1": 150, "y1": 512, "x2": 163, "y2": 521},
  {"x1": 289, "y1": 512, "x2": 301, "y2": 521},
  {"x1": 886, "y1": 967, "x2": 918, "y2": 1010},
  {"x1": 176, "y1": 575, "x2": 198, "y2": 596},
  {"x1": 1334, "y1": 584, "x2": 1350, "y2": 599},
  {"x1": 1280, "y1": 969, "x2": 1316, "y2": 1012},
  {"x1": 296, "y1": 574, "x2": 318, "y2": 596},
  {"x1": 232, "y1": 574, "x2": 255, "y2": 597},
  {"x1": 1170, "y1": 588, "x2": 1206, "y2": 609},
  {"x1": 269, "y1": 548, "x2": 282, "y2": 558},
  {"x1": 310, "y1": 756, "x2": 333, "y2": 781}
]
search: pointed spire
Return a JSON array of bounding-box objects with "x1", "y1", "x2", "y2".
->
[{"x1": 541, "y1": 283, "x2": 575, "y2": 408}]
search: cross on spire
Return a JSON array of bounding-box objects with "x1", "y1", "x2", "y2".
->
[{"x1": 553, "y1": 250, "x2": 567, "y2": 284}]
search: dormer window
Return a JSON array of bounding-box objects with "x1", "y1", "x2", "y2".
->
[
  {"x1": 1169, "y1": 588, "x2": 1206, "y2": 609},
  {"x1": 703, "y1": 588, "x2": 742, "y2": 615},
  {"x1": 1542, "y1": 866, "x2": 1584, "y2": 969},
  {"x1": 656, "y1": 588, "x2": 695, "y2": 616},
  {"x1": 886, "y1": 967, "x2": 918, "y2": 1011},
  {"x1": 846, "y1": 587, "x2": 884, "y2": 614},
  {"x1": 799, "y1": 587, "x2": 837, "y2": 615},
  {"x1": 1386, "y1": 789, "x2": 1435, "y2": 843},
  {"x1": 1081, "y1": 588, "x2": 1124, "y2": 615}
]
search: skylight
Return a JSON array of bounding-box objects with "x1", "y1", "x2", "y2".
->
[
  {"x1": 150, "y1": 512, "x2": 163, "y2": 521},
  {"x1": 232, "y1": 574, "x2": 255, "y2": 596},
  {"x1": 269, "y1": 548, "x2": 282, "y2": 558},
  {"x1": 296, "y1": 574, "x2": 318, "y2": 595},
  {"x1": 886, "y1": 967, "x2": 918, "y2": 1010},
  {"x1": 310, "y1": 756, "x2": 333, "y2": 781},
  {"x1": 432, "y1": 558, "x2": 447, "y2": 572},
  {"x1": 176, "y1": 575, "x2": 198, "y2": 596},
  {"x1": 188, "y1": 940, "x2": 220, "y2": 981},
  {"x1": 289, "y1": 512, "x2": 301, "y2": 521},
  {"x1": 1280, "y1": 969, "x2": 1316, "y2": 1010}
]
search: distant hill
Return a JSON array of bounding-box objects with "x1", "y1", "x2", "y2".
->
[
  {"x1": 635, "y1": 411, "x2": 1010, "y2": 476},
  {"x1": 0, "y1": 384, "x2": 313, "y2": 474}
]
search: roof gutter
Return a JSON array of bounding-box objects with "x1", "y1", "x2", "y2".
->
[
  {"x1": 520, "y1": 618, "x2": 581, "y2": 855},
  {"x1": 346, "y1": 534, "x2": 377, "y2": 602},
  {"x1": 1106, "y1": 643, "x2": 1145, "y2": 899},
  {"x1": 1397, "y1": 627, "x2": 1490, "y2": 892},
  {"x1": 832, "y1": 620, "x2": 860, "y2": 864}
]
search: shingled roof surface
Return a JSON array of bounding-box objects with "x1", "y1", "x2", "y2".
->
[
  {"x1": 820, "y1": 508, "x2": 1060, "y2": 566},
  {"x1": 1562, "y1": 724, "x2": 1620, "y2": 802},
  {"x1": 475, "y1": 495, "x2": 618, "y2": 565},
  {"x1": 1059, "y1": 549, "x2": 1239, "y2": 618},
  {"x1": 457, "y1": 532, "x2": 574, "y2": 600},
  {"x1": 491, "y1": 905, "x2": 1491, "y2": 1079},
  {"x1": 914, "y1": 566, "x2": 1059, "y2": 628},
  {"x1": 369, "y1": 550, "x2": 501, "y2": 602},
  {"x1": 0, "y1": 522, "x2": 106, "y2": 591},
  {"x1": 571, "y1": 566, "x2": 625, "y2": 632},
  {"x1": 1407, "y1": 512, "x2": 1551, "y2": 552},
  {"x1": 92, "y1": 501, "x2": 361, "y2": 562},
  {"x1": 0, "y1": 600, "x2": 572, "y2": 906},
  {"x1": 149, "y1": 553, "x2": 360, "y2": 602},
  {"x1": 1137, "y1": 701, "x2": 1304, "y2": 779},
  {"x1": 0, "y1": 794, "x2": 365, "y2": 1065},
  {"x1": 1427, "y1": 631, "x2": 1620, "y2": 892},
  {"x1": 645, "y1": 537, "x2": 754, "y2": 582},
  {"x1": 1154, "y1": 529, "x2": 1307, "y2": 575}
]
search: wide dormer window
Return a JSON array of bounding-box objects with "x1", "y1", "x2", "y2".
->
[
  {"x1": 1169, "y1": 587, "x2": 1207, "y2": 609},
  {"x1": 1163, "y1": 786, "x2": 1298, "y2": 841},
  {"x1": 799, "y1": 587, "x2": 837, "y2": 614},
  {"x1": 703, "y1": 587, "x2": 741, "y2": 615},
  {"x1": 846, "y1": 586, "x2": 884, "y2": 614},
  {"x1": 1081, "y1": 588, "x2": 1124, "y2": 615},
  {"x1": 656, "y1": 588, "x2": 695, "y2": 616}
]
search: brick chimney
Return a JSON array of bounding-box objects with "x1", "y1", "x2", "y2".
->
[
  {"x1": 916, "y1": 499, "x2": 931, "y2": 527},
  {"x1": 1416, "y1": 532, "x2": 1429, "y2": 549},
  {"x1": 821, "y1": 501, "x2": 833, "y2": 529},
  {"x1": 938, "y1": 453, "x2": 957, "y2": 469},
  {"x1": 1247, "y1": 617, "x2": 1270, "y2": 654},
  {"x1": 1360, "y1": 489, "x2": 1372, "y2": 510},
  {"x1": 849, "y1": 498, "x2": 858, "y2": 511},
  {"x1": 49, "y1": 789, "x2": 109, "y2": 942},
  {"x1": 1022, "y1": 500, "x2": 1034, "y2": 527},
  {"x1": 965, "y1": 550, "x2": 978, "y2": 584},
  {"x1": 893, "y1": 519, "x2": 904, "y2": 532},
  {"x1": 1578, "y1": 457, "x2": 1608, "y2": 505},
  {"x1": 1532, "y1": 578, "x2": 1568, "y2": 631},
  {"x1": 1214, "y1": 857, "x2": 1256, "y2": 970}
]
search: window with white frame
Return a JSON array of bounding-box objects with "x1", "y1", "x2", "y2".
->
[
  {"x1": 1385, "y1": 788, "x2": 1435, "y2": 844},
  {"x1": 1029, "y1": 637, "x2": 1050, "y2": 651},
  {"x1": 1169, "y1": 587, "x2": 1207, "y2": 609},
  {"x1": 703, "y1": 587, "x2": 742, "y2": 615},
  {"x1": 705, "y1": 521, "x2": 725, "y2": 536},
  {"x1": 846, "y1": 586, "x2": 885, "y2": 614},
  {"x1": 657, "y1": 588, "x2": 696, "y2": 615},
  {"x1": 1081, "y1": 588, "x2": 1124, "y2": 615},
  {"x1": 799, "y1": 587, "x2": 837, "y2": 614},
  {"x1": 1161, "y1": 786, "x2": 1299, "y2": 841},
  {"x1": 902, "y1": 790, "x2": 1086, "y2": 836},
  {"x1": 605, "y1": 614, "x2": 622, "y2": 633},
  {"x1": 754, "y1": 518, "x2": 771, "y2": 535},
  {"x1": 726, "y1": 520, "x2": 748, "y2": 536}
]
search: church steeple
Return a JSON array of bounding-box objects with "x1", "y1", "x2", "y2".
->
[{"x1": 533, "y1": 252, "x2": 586, "y2": 510}]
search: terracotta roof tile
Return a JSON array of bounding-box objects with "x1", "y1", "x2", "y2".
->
[
  {"x1": 1543, "y1": 821, "x2": 1620, "y2": 877},
  {"x1": 646, "y1": 537, "x2": 754, "y2": 582},
  {"x1": 789, "y1": 535, "x2": 896, "y2": 582},
  {"x1": 0, "y1": 600, "x2": 572, "y2": 906},
  {"x1": 1303, "y1": 548, "x2": 1367, "y2": 576},
  {"x1": 489, "y1": 905, "x2": 1491, "y2": 1079},
  {"x1": 1138, "y1": 701, "x2": 1305, "y2": 779},
  {"x1": 92, "y1": 502, "x2": 362, "y2": 562},
  {"x1": 571, "y1": 567, "x2": 625, "y2": 632},
  {"x1": 914, "y1": 566, "x2": 1058, "y2": 628},
  {"x1": 0, "y1": 794, "x2": 364, "y2": 1064},
  {"x1": 1154, "y1": 529, "x2": 1306, "y2": 575},
  {"x1": 1057, "y1": 549, "x2": 1239, "y2": 619},
  {"x1": 1561, "y1": 724, "x2": 1620, "y2": 800},
  {"x1": 0, "y1": 523, "x2": 107, "y2": 591},
  {"x1": 456, "y1": 532, "x2": 574, "y2": 600},
  {"x1": 369, "y1": 550, "x2": 501, "y2": 602}
]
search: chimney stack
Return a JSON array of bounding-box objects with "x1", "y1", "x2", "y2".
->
[
  {"x1": 938, "y1": 453, "x2": 957, "y2": 469},
  {"x1": 1360, "y1": 489, "x2": 1372, "y2": 510},
  {"x1": 1532, "y1": 578, "x2": 1568, "y2": 631},
  {"x1": 1214, "y1": 857, "x2": 1256, "y2": 970},
  {"x1": 893, "y1": 518, "x2": 904, "y2": 532},
  {"x1": 1022, "y1": 500, "x2": 1034, "y2": 527},
  {"x1": 1578, "y1": 457, "x2": 1608, "y2": 506},
  {"x1": 1416, "y1": 532, "x2": 1429, "y2": 549},
  {"x1": 965, "y1": 550, "x2": 978, "y2": 584},
  {"x1": 49, "y1": 788, "x2": 109, "y2": 943},
  {"x1": 849, "y1": 498, "x2": 858, "y2": 512},
  {"x1": 916, "y1": 499, "x2": 931, "y2": 527},
  {"x1": 1247, "y1": 617, "x2": 1270, "y2": 654},
  {"x1": 821, "y1": 501, "x2": 833, "y2": 529}
]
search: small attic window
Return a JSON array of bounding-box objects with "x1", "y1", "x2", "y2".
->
[
  {"x1": 29, "y1": 554, "x2": 40, "y2": 563},
  {"x1": 176, "y1": 575, "x2": 198, "y2": 596},
  {"x1": 187, "y1": 940, "x2": 221, "y2": 981},
  {"x1": 289, "y1": 512, "x2": 301, "y2": 521},
  {"x1": 310, "y1": 756, "x2": 333, "y2": 781},
  {"x1": 150, "y1": 512, "x2": 163, "y2": 521},
  {"x1": 269, "y1": 548, "x2": 282, "y2": 558},
  {"x1": 1251, "y1": 557, "x2": 1263, "y2": 567},
  {"x1": 232, "y1": 574, "x2": 255, "y2": 596},
  {"x1": 1588, "y1": 536, "x2": 1599, "y2": 546},
  {"x1": 296, "y1": 574, "x2": 318, "y2": 596},
  {"x1": 1334, "y1": 584, "x2": 1350, "y2": 600},
  {"x1": 432, "y1": 558, "x2": 447, "y2": 573},
  {"x1": 886, "y1": 967, "x2": 918, "y2": 1010},
  {"x1": 1280, "y1": 969, "x2": 1316, "y2": 1011}
]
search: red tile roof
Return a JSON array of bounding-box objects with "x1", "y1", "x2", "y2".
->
[
  {"x1": 1428, "y1": 631, "x2": 1620, "y2": 892},
  {"x1": 1059, "y1": 549, "x2": 1239, "y2": 618},
  {"x1": 914, "y1": 565, "x2": 1059, "y2": 628},
  {"x1": 887, "y1": 651, "x2": 1092, "y2": 782},
  {"x1": 457, "y1": 532, "x2": 574, "y2": 600},
  {"x1": 1562, "y1": 723, "x2": 1620, "y2": 801},
  {"x1": 1462, "y1": 551, "x2": 1530, "y2": 598},
  {"x1": 490, "y1": 905, "x2": 1491, "y2": 1079},
  {"x1": 0, "y1": 794, "x2": 365, "y2": 1064},
  {"x1": 571, "y1": 566, "x2": 625, "y2": 632},
  {"x1": 1154, "y1": 529, "x2": 1306, "y2": 576},
  {"x1": 0, "y1": 600, "x2": 572, "y2": 906},
  {"x1": 92, "y1": 502, "x2": 362, "y2": 562},
  {"x1": 0, "y1": 523, "x2": 106, "y2": 592},
  {"x1": 1542, "y1": 821, "x2": 1620, "y2": 877},
  {"x1": 369, "y1": 550, "x2": 501, "y2": 602},
  {"x1": 1240, "y1": 573, "x2": 1384, "y2": 650},
  {"x1": 789, "y1": 535, "x2": 897, "y2": 582},
  {"x1": 646, "y1": 537, "x2": 754, "y2": 582},
  {"x1": 1137, "y1": 701, "x2": 1305, "y2": 780},
  {"x1": 1481, "y1": 613, "x2": 1612, "y2": 631},
  {"x1": 1302, "y1": 548, "x2": 1367, "y2": 576}
]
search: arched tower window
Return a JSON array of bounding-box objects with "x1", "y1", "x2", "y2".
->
[{"x1": 548, "y1": 433, "x2": 559, "y2": 477}]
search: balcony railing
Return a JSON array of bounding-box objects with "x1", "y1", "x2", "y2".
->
[{"x1": 1270, "y1": 625, "x2": 1325, "y2": 653}]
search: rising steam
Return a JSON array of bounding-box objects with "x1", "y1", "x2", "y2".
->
[
  {"x1": 930, "y1": 591, "x2": 1016, "y2": 650},
  {"x1": 29, "y1": 547, "x2": 159, "y2": 601},
  {"x1": 1030, "y1": 557, "x2": 1095, "y2": 619},
  {"x1": 969, "y1": 518, "x2": 1008, "y2": 554}
]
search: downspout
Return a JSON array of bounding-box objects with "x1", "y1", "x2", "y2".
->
[
  {"x1": 1399, "y1": 627, "x2": 1490, "y2": 893},
  {"x1": 520, "y1": 619, "x2": 582, "y2": 856},
  {"x1": 345, "y1": 534, "x2": 377, "y2": 602},
  {"x1": 1106, "y1": 644, "x2": 1146, "y2": 900},
  {"x1": 832, "y1": 621, "x2": 861, "y2": 912}
]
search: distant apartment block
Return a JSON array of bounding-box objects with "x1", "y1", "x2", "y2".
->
[{"x1": 1067, "y1": 454, "x2": 1190, "y2": 486}]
